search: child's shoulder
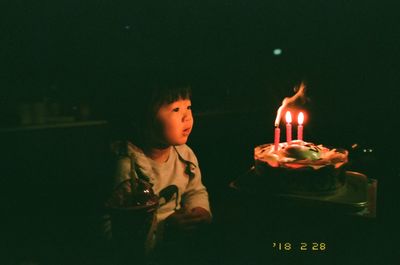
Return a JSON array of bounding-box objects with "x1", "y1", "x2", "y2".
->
[
  {"x1": 110, "y1": 140, "x2": 144, "y2": 157},
  {"x1": 174, "y1": 144, "x2": 198, "y2": 164}
]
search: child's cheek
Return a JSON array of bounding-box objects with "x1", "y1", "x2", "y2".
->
[{"x1": 162, "y1": 122, "x2": 178, "y2": 144}]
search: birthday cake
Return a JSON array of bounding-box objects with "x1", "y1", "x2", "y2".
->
[{"x1": 253, "y1": 140, "x2": 348, "y2": 195}]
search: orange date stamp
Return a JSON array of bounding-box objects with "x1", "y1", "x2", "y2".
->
[{"x1": 272, "y1": 242, "x2": 327, "y2": 251}]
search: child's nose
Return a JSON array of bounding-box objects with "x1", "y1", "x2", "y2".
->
[{"x1": 182, "y1": 110, "x2": 193, "y2": 122}]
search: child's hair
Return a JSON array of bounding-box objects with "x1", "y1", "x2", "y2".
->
[{"x1": 108, "y1": 77, "x2": 192, "y2": 147}]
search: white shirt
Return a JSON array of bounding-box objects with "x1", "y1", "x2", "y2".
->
[
  {"x1": 125, "y1": 143, "x2": 211, "y2": 222},
  {"x1": 108, "y1": 142, "x2": 211, "y2": 252}
]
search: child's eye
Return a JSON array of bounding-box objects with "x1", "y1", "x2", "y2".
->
[
  {"x1": 172, "y1": 107, "x2": 180, "y2": 112},
  {"x1": 187, "y1": 105, "x2": 192, "y2": 110}
]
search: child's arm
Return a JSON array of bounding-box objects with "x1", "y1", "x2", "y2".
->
[
  {"x1": 176, "y1": 145, "x2": 211, "y2": 215},
  {"x1": 165, "y1": 145, "x2": 212, "y2": 235},
  {"x1": 182, "y1": 171, "x2": 211, "y2": 215}
]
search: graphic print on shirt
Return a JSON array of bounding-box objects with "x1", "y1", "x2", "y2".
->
[{"x1": 158, "y1": 185, "x2": 179, "y2": 210}]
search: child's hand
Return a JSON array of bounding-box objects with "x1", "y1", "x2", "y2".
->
[{"x1": 164, "y1": 207, "x2": 211, "y2": 236}]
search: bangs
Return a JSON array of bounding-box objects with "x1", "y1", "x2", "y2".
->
[
  {"x1": 151, "y1": 84, "x2": 192, "y2": 111},
  {"x1": 159, "y1": 86, "x2": 192, "y2": 104}
]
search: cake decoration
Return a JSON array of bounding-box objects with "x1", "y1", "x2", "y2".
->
[{"x1": 254, "y1": 140, "x2": 348, "y2": 170}]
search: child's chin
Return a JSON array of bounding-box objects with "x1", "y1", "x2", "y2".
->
[{"x1": 172, "y1": 138, "x2": 189, "y2": 146}]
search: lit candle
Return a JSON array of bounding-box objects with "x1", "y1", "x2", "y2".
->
[
  {"x1": 297, "y1": 112, "x2": 304, "y2": 141},
  {"x1": 274, "y1": 126, "x2": 280, "y2": 151},
  {"x1": 285, "y1": 111, "x2": 292, "y2": 143}
]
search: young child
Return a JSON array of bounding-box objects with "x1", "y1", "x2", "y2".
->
[{"x1": 104, "y1": 82, "x2": 212, "y2": 262}]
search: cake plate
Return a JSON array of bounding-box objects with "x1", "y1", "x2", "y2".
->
[{"x1": 230, "y1": 169, "x2": 376, "y2": 217}]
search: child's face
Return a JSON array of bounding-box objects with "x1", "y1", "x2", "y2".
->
[{"x1": 154, "y1": 98, "x2": 193, "y2": 146}]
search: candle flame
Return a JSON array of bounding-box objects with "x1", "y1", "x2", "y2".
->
[
  {"x1": 285, "y1": 111, "x2": 292, "y2": 123},
  {"x1": 274, "y1": 83, "x2": 307, "y2": 126},
  {"x1": 298, "y1": 112, "x2": 304, "y2": 125}
]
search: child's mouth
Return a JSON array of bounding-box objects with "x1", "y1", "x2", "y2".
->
[{"x1": 182, "y1": 128, "x2": 191, "y2": 135}]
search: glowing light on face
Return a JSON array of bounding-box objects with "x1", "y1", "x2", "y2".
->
[{"x1": 155, "y1": 99, "x2": 193, "y2": 146}]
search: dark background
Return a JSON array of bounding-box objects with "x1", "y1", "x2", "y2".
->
[
  {"x1": 1, "y1": 1, "x2": 399, "y2": 144},
  {"x1": 1, "y1": 1, "x2": 399, "y2": 264}
]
